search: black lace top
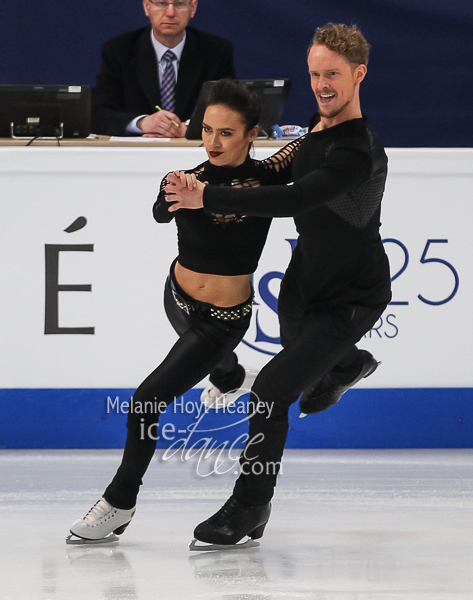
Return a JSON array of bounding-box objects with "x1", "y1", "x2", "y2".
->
[{"x1": 153, "y1": 137, "x2": 302, "y2": 276}]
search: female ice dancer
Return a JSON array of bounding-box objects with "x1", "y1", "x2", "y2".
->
[{"x1": 67, "y1": 78, "x2": 303, "y2": 545}]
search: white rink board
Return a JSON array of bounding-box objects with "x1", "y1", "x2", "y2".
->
[{"x1": 1, "y1": 146, "x2": 472, "y2": 389}]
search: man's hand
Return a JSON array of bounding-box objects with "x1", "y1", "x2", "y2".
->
[
  {"x1": 165, "y1": 172, "x2": 206, "y2": 211},
  {"x1": 138, "y1": 110, "x2": 186, "y2": 138}
]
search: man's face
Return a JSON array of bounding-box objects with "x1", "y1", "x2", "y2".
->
[
  {"x1": 308, "y1": 44, "x2": 366, "y2": 121},
  {"x1": 143, "y1": 0, "x2": 198, "y2": 44}
]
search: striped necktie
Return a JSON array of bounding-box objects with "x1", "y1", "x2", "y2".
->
[{"x1": 160, "y1": 50, "x2": 177, "y2": 113}]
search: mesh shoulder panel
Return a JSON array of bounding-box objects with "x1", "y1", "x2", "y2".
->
[{"x1": 325, "y1": 131, "x2": 387, "y2": 229}]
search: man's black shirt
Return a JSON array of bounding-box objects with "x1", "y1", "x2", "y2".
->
[{"x1": 203, "y1": 116, "x2": 392, "y2": 309}]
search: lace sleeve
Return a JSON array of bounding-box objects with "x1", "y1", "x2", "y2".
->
[
  {"x1": 153, "y1": 172, "x2": 176, "y2": 223},
  {"x1": 256, "y1": 134, "x2": 307, "y2": 185},
  {"x1": 152, "y1": 165, "x2": 206, "y2": 223}
]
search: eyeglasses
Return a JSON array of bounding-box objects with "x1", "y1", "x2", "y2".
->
[{"x1": 148, "y1": 0, "x2": 191, "y2": 10}]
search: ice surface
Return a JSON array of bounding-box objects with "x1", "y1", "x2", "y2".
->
[{"x1": 1, "y1": 448, "x2": 472, "y2": 599}]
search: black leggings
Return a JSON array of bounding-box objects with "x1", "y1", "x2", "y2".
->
[
  {"x1": 232, "y1": 296, "x2": 386, "y2": 506},
  {"x1": 104, "y1": 272, "x2": 252, "y2": 509}
]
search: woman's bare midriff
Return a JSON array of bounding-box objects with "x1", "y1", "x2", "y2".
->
[{"x1": 174, "y1": 261, "x2": 252, "y2": 307}]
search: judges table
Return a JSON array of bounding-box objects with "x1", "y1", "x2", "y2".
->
[{"x1": 1, "y1": 138, "x2": 472, "y2": 449}]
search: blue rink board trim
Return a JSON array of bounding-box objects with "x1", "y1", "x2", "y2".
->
[{"x1": 0, "y1": 388, "x2": 471, "y2": 449}]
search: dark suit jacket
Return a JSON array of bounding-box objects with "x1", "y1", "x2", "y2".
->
[{"x1": 91, "y1": 26, "x2": 236, "y2": 136}]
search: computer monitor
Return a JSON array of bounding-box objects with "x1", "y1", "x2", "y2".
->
[
  {"x1": 0, "y1": 84, "x2": 91, "y2": 139},
  {"x1": 185, "y1": 79, "x2": 291, "y2": 140}
]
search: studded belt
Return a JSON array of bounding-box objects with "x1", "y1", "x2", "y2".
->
[{"x1": 168, "y1": 275, "x2": 252, "y2": 322}]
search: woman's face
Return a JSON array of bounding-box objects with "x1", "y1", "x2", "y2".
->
[{"x1": 202, "y1": 104, "x2": 258, "y2": 168}]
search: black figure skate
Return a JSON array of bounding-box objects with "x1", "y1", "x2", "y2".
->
[
  {"x1": 189, "y1": 496, "x2": 271, "y2": 551},
  {"x1": 299, "y1": 350, "x2": 380, "y2": 417}
]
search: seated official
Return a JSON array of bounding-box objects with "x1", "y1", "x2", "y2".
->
[{"x1": 91, "y1": 0, "x2": 236, "y2": 137}]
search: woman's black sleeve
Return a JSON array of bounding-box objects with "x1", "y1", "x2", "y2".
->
[
  {"x1": 153, "y1": 173, "x2": 176, "y2": 223},
  {"x1": 154, "y1": 164, "x2": 207, "y2": 222},
  {"x1": 204, "y1": 145, "x2": 371, "y2": 218}
]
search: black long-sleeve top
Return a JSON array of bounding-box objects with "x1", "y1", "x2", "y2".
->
[
  {"x1": 153, "y1": 138, "x2": 302, "y2": 276},
  {"x1": 203, "y1": 116, "x2": 392, "y2": 308}
]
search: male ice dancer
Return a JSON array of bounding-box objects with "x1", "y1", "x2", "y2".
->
[{"x1": 165, "y1": 23, "x2": 392, "y2": 549}]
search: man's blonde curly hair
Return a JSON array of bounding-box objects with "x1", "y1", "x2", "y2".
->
[{"x1": 308, "y1": 23, "x2": 370, "y2": 67}]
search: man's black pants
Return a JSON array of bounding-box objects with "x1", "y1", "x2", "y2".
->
[{"x1": 232, "y1": 296, "x2": 386, "y2": 506}]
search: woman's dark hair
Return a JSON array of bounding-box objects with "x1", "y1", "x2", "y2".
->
[{"x1": 206, "y1": 79, "x2": 261, "y2": 132}]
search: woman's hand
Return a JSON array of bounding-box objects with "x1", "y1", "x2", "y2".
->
[
  {"x1": 165, "y1": 172, "x2": 206, "y2": 211},
  {"x1": 173, "y1": 170, "x2": 198, "y2": 190}
]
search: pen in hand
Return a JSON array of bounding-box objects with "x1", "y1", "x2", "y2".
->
[{"x1": 155, "y1": 105, "x2": 179, "y2": 127}]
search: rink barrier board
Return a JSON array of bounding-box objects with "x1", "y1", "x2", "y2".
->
[
  {"x1": 0, "y1": 388, "x2": 471, "y2": 449},
  {"x1": 2, "y1": 147, "x2": 473, "y2": 392}
]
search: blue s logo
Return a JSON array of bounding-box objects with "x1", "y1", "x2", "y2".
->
[{"x1": 243, "y1": 239, "x2": 297, "y2": 355}]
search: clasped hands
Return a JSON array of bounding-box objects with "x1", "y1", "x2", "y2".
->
[{"x1": 165, "y1": 172, "x2": 207, "y2": 211}]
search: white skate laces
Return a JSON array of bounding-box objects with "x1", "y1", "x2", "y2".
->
[
  {"x1": 200, "y1": 367, "x2": 259, "y2": 410},
  {"x1": 200, "y1": 384, "x2": 223, "y2": 408},
  {"x1": 66, "y1": 497, "x2": 136, "y2": 545}
]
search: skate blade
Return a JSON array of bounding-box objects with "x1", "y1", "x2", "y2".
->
[
  {"x1": 66, "y1": 533, "x2": 119, "y2": 546},
  {"x1": 188, "y1": 537, "x2": 260, "y2": 552}
]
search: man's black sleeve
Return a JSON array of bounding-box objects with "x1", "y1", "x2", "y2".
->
[{"x1": 203, "y1": 146, "x2": 371, "y2": 218}]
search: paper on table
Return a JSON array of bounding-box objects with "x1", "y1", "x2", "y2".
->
[{"x1": 109, "y1": 136, "x2": 171, "y2": 142}]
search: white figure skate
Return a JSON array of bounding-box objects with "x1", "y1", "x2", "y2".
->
[
  {"x1": 200, "y1": 367, "x2": 258, "y2": 410},
  {"x1": 66, "y1": 497, "x2": 135, "y2": 545}
]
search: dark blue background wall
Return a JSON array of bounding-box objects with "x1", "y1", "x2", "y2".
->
[{"x1": 1, "y1": 1, "x2": 472, "y2": 146}]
